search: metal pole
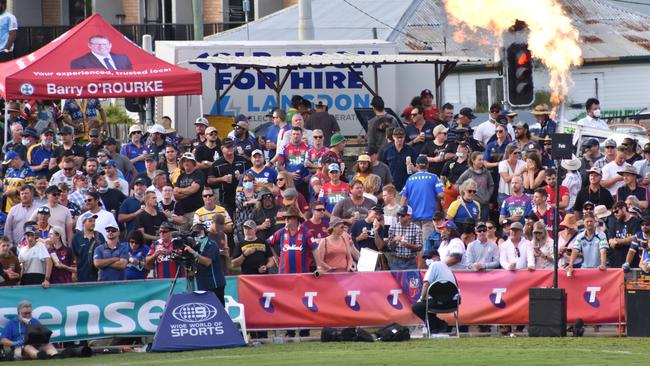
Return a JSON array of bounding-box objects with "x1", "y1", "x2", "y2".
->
[
  {"x1": 216, "y1": 66, "x2": 222, "y2": 115},
  {"x1": 243, "y1": 0, "x2": 250, "y2": 41},
  {"x1": 276, "y1": 67, "x2": 281, "y2": 109},
  {"x1": 192, "y1": 0, "x2": 204, "y2": 40},
  {"x1": 553, "y1": 159, "x2": 560, "y2": 288},
  {"x1": 142, "y1": 35, "x2": 154, "y2": 126},
  {"x1": 372, "y1": 27, "x2": 379, "y2": 94}
]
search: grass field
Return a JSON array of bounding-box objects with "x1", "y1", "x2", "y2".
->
[{"x1": 15, "y1": 337, "x2": 647, "y2": 366}]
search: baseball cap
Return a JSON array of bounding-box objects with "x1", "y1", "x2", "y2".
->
[
  {"x1": 475, "y1": 221, "x2": 487, "y2": 230},
  {"x1": 205, "y1": 126, "x2": 218, "y2": 135},
  {"x1": 148, "y1": 124, "x2": 166, "y2": 135},
  {"x1": 510, "y1": 222, "x2": 524, "y2": 230},
  {"x1": 105, "y1": 222, "x2": 119, "y2": 230},
  {"x1": 194, "y1": 117, "x2": 209, "y2": 126},
  {"x1": 80, "y1": 212, "x2": 98, "y2": 223},
  {"x1": 37, "y1": 206, "x2": 50, "y2": 215},
  {"x1": 587, "y1": 166, "x2": 602, "y2": 176},
  {"x1": 104, "y1": 137, "x2": 117, "y2": 145},
  {"x1": 357, "y1": 155, "x2": 371, "y2": 163},
  {"x1": 58, "y1": 126, "x2": 74, "y2": 135},
  {"x1": 370, "y1": 204, "x2": 384, "y2": 214},
  {"x1": 515, "y1": 121, "x2": 529, "y2": 129},
  {"x1": 604, "y1": 139, "x2": 617, "y2": 148},
  {"x1": 133, "y1": 177, "x2": 148, "y2": 185},
  {"x1": 251, "y1": 149, "x2": 264, "y2": 157},
  {"x1": 459, "y1": 107, "x2": 476, "y2": 119},
  {"x1": 243, "y1": 220, "x2": 257, "y2": 229},
  {"x1": 415, "y1": 155, "x2": 428, "y2": 167},
  {"x1": 2, "y1": 151, "x2": 19, "y2": 164},
  {"x1": 397, "y1": 205, "x2": 413, "y2": 216},
  {"x1": 45, "y1": 185, "x2": 61, "y2": 195},
  {"x1": 181, "y1": 152, "x2": 196, "y2": 162},
  {"x1": 433, "y1": 124, "x2": 449, "y2": 136},
  {"x1": 232, "y1": 120, "x2": 249, "y2": 130},
  {"x1": 328, "y1": 163, "x2": 340, "y2": 173},
  {"x1": 106, "y1": 160, "x2": 117, "y2": 167},
  {"x1": 420, "y1": 89, "x2": 434, "y2": 97},
  {"x1": 22, "y1": 127, "x2": 38, "y2": 138},
  {"x1": 89, "y1": 128, "x2": 100, "y2": 137},
  {"x1": 221, "y1": 137, "x2": 234, "y2": 148},
  {"x1": 24, "y1": 225, "x2": 36, "y2": 234}
]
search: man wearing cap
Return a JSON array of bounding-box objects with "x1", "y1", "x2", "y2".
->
[
  {"x1": 594, "y1": 139, "x2": 617, "y2": 170},
  {"x1": 104, "y1": 136, "x2": 137, "y2": 182},
  {"x1": 318, "y1": 163, "x2": 350, "y2": 214},
  {"x1": 608, "y1": 201, "x2": 640, "y2": 268},
  {"x1": 350, "y1": 204, "x2": 387, "y2": 252},
  {"x1": 573, "y1": 167, "x2": 614, "y2": 215},
  {"x1": 84, "y1": 128, "x2": 105, "y2": 159},
  {"x1": 616, "y1": 165, "x2": 648, "y2": 210},
  {"x1": 466, "y1": 222, "x2": 500, "y2": 271},
  {"x1": 93, "y1": 224, "x2": 128, "y2": 281},
  {"x1": 474, "y1": 103, "x2": 501, "y2": 147},
  {"x1": 34, "y1": 206, "x2": 52, "y2": 244},
  {"x1": 232, "y1": 220, "x2": 275, "y2": 275},
  {"x1": 447, "y1": 107, "x2": 475, "y2": 143},
  {"x1": 174, "y1": 152, "x2": 205, "y2": 225},
  {"x1": 62, "y1": 98, "x2": 106, "y2": 139},
  {"x1": 27, "y1": 128, "x2": 57, "y2": 178},
  {"x1": 601, "y1": 145, "x2": 627, "y2": 195},
  {"x1": 92, "y1": 170, "x2": 127, "y2": 214},
  {"x1": 367, "y1": 96, "x2": 398, "y2": 152},
  {"x1": 132, "y1": 153, "x2": 159, "y2": 187},
  {"x1": 28, "y1": 185, "x2": 73, "y2": 244},
  {"x1": 147, "y1": 124, "x2": 168, "y2": 163},
  {"x1": 50, "y1": 125, "x2": 84, "y2": 166},
  {"x1": 576, "y1": 97, "x2": 608, "y2": 129},
  {"x1": 117, "y1": 177, "x2": 148, "y2": 234},
  {"x1": 530, "y1": 103, "x2": 556, "y2": 139},
  {"x1": 238, "y1": 146, "x2": 275, "y2": 192},
  {"x1": 332, "y1": 179, "x2": 375, "y2": 224},
  {"x1": 499, "y1": 222, "x2": 535, "y2": 270},
  {"x1": 145, "y1": 221, "x2": 185, "y2": 279},
  {"x1": 75, "y1": 191, "x2": 118, "y2": 240},
  {"x1": 305, "y1": 100, "x2": 340, "y2": 147},
  {"x1": 387, "y1": 205, "x2": 422, "y2": 270},
  {"x1": 400, "y1": 155, "x2": 444, "y2": 241},
  {"x1": 192, "y1": 117, "x2": 209, "y2": 149},
  {"x1": 2, "y1": 151, "x2": 35, "y2": 212},
  {"x1": 421, "y1": 124, "x2": 450, "y2": 176},
  {"x1": 623, "y1": 216, "x2": 650, "y2": 271},
  {"x1": 412, "y1": 249, "x2": 456, "y2": 334},
  {"x1": 267, "y1": 206, "x2": 317, "y2": 274},
  {"x1": 352, "y1": 154, "x2": 373, "y2": 183},
  {"x1": 209, "y1": 137, "x2": 251, "y2": 214},
  {"x1": 381, "y1": 127, "x2": 418, "y2": 191},
  {"x1": 419, "y1": 89, "x2": 439, "y2": 122},
  {"x1": 231, "y1": 115, "x2": 260, "y2": 159},
  {"x1": 72, "y1": 212, "x2": 106, "y2": 282},
  {"x1": 120, "y1": 124, "x2": 150, "y2": 174},
  {"x1": 185, "y1": 223, "x2": 227, "y2": 304},
  {"x1": 405, "y1": 105, "x2": 435, "y2": 154},
  {"x1": 511, "y1": 121, "x2": 532, "y2": 151},
  {"x1": 103, "y1": 160, "x2": 129, "y2": 196},
  {"x1": 581, "y1": 138, "x2": 602, "y2": 172},
  {"x1": 194, "y1": 126, "x2": 221, "y2": 176},
  {"x1": 568, "y1": 213, "x2": 608, "y2": 272}
]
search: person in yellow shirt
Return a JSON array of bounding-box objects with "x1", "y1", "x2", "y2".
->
[{"x1": 193, "y1": 187, "x2": 233, "y2": 233}]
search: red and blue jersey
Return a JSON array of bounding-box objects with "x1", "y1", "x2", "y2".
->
[
  {"x1": 267, "y1": 225, "x2": 316, "y2": 273},
  {"x1": 305, "y1": 145, "x2": 328, "y2": 167},
  {"x1": 280, "y1": 142, "x2": 309, "y2": 180},
  {"x1": 147, "y1": 240, "x2": 185, "y2": 279},
  {"x1": 318, "y1": 181, "x2": 350, "y2": 213}
]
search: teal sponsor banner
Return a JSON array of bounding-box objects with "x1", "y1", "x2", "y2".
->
[{"x1": 0, "y1": 277, "x2": 239, "y2": 342}]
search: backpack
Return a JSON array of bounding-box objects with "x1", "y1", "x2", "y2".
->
[{"x1": 376, "y1": 323, "x2": 410, "y2": 342}]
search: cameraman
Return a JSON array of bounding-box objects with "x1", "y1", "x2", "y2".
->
[
  {"x1": 184, "y1": 223, "x2": 226, "y2": 305},
  {"x1": 1, "y1": 300, "x2": 58, "y2": 360}
]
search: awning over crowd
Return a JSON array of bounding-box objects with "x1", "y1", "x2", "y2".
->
[{"x1": 0, "y1": 14, "x2": 201, "y2": 100}]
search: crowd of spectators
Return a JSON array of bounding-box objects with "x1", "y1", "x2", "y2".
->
[{"x1": 0, "y1": 88, "x2": 647, "y2": 339}]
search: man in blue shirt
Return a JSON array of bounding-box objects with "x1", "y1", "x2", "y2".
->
[
  {"x1": 71, "y1": 212, "x2": 106, "y2": 282},
  {"x1": 401, "y1": 155, "x2": 444, "y2": 244},
  {"x1": 411, "y1": 250, "x2": 457, "y2": 334},
  {"x1": 26, "y1": 128, "x2": 57, "y2": 177},
  {"x1": 183, "y1": 224, "x2": 226, "y2": 305},
  {"x1": 0, "y1": 300, "x2": 58, "y2": 360},
  {"x1": 93, "y1": 223, "x2": 128, "y2": 281}
]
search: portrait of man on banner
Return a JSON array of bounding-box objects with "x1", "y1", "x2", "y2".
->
[{"x1": 70, "y1": 34, "x2": 132, "y2": 70}]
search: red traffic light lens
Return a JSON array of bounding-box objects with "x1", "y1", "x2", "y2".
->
[{"x1": 517, "y1": 52, "x2": 531, "y2": 65}]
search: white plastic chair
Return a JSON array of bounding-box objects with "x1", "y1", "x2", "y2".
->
[{"x1": 224, "y1": 295, "x2": 248, "y2": 344}]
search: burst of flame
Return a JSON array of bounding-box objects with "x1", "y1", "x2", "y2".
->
[{"x1": 444, "y1": 0, "x2": 583, "y2": 110}]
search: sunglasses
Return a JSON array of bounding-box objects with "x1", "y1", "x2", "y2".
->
[
  {"x1": 106, "y1": 228, "x2": 119, "y2": 233},
  {"x1": 277, "y1": 178, "x2": 285, "y2": 181},
  {"x1": 131, "y1": 131, "x2": 142, "y2": 135},
  {"x1": 313, "y1": 136, "x2": 324, "y2": 139},
  {"x1": 476, "y1": 229, "x2": 487, "y2": 233},
  {"x1": 84, "y1": 198, "x2": 95, "y2": 203},
  {"x1": 534, "y1": 231, "x2": 545, "y2": 235},
  {"x1": 129, "y1": 240, "x2": 137, "y2": 244},
  {"x1": 512, "y1": 151, "x2": 521, "y2": 155},
  {"x1": 203, "y1": 194, "x2": 214, "y2": 198},
  {"x1": 64, "y1": 167, "x2": 74, "y2": 171},
  {"x1": 467, "y1": 190, "x2": 477, "y2": 194},
  {"x1": 315, "y1": 208, "x2": 326, "y2": 212},
  {"x1": 160, "y1": 229, "x2": 170, "y2": 233}
]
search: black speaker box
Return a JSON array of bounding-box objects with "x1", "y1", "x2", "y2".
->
[
  {"x1": 529, "y1": 288, "x2": 567, "y2": 337},
  {"x1": 626, "y1": 289, "x2": 650, "y2": 336}
]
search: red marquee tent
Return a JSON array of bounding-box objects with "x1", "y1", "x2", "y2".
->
[{"x1": 0, "y1": 14, "x2": 202, "y2": 100}]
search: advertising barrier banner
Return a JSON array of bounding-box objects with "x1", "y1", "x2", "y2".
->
[{"x1": 238, "y1": 269, "x2": 625, "y2": 329}]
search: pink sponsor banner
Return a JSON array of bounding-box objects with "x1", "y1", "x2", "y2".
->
[{"x1": 237, "y1": 269, "x2": 624, "y2": 329}]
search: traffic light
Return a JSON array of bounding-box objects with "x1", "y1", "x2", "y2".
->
[{"x1": 506, "y1": 43, "x2": 534, "y2": 106}]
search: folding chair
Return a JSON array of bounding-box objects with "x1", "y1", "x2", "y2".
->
[
  {"x1": 224, "y1": 295, "x2": 248, "y2": 344},
  {"x1": 424, "y1": 281, "x2": 461, "y2": 338}
]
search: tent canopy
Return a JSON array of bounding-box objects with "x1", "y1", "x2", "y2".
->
[{"x1": 0, "y1": 14, "x2": 201, "y2": 100}]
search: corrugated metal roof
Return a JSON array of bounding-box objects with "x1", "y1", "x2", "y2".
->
[
  {"x1": 187, "y1": 53, "x2": 489, "y2": 68},
  {"x1": 207, "y1": 0, "x2": 650, "y2": 60}
]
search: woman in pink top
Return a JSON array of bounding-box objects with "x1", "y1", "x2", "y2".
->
[{"x1": 316, "y1": 219, "x2": 356, "y2": 272}]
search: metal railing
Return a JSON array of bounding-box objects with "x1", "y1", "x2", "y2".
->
[{"x1": 13, "y1": 22, "x2": 244, "y2": 57}]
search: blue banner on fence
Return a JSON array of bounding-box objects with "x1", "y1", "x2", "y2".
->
[{"x1": 0, "y1": 278, "x2": 239, "y2": 342}]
